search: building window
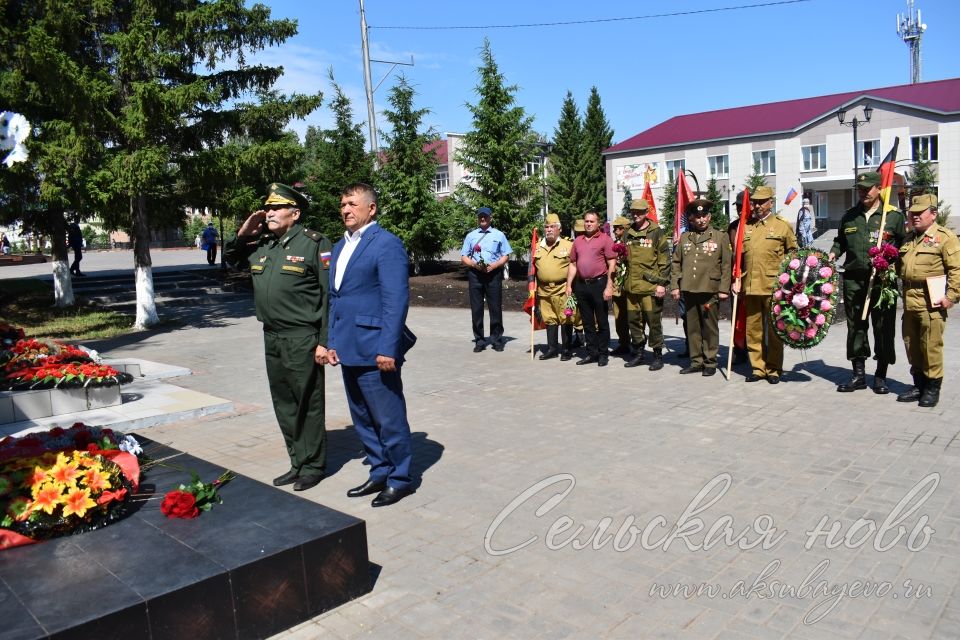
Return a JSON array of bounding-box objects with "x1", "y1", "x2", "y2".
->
[
  {"x1": 666, "y1": 159, "x2": 686, "y2": 183},
  {"x1": 858, "y1": 140, "x2": 881, "y2": 167},
  {"x1": 911, "y1": 135, "x2": 938, "y2": 162},
  {"x1": 525, "y1": 158, "x2": 542, "y2": 178},
  {"x1": 752, "y1": 150, "x2": 776, "y2": 175},
  {"x1": 708, "y1": 155, "x2": 729, "y2": 179},
  {"x1": 802, "y1": 144, "x2": 827, "y2": 171},
  {"x1": 433, "y1": 169, "x2": 449, "y2": 194}
]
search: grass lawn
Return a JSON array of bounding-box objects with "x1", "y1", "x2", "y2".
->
[{"x1": 0, "y1": 278, "x2": 134, "y2": 340}]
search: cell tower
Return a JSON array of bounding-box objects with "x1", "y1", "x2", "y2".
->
[{"x1": 897, "y1": 0, "x2": 927, "y2": 84}]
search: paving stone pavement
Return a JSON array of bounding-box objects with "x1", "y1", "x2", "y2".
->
[{"x1": 68, "y1": 289, "x2": 957, "y2": 640}]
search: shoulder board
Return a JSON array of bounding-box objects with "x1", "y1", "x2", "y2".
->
[{"x1": 302, "y1": 229, "x2": 326, "y2": 242}]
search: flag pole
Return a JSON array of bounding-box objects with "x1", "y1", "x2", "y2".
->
[
  {"x1": 530, "y1": 305, "x2": 536, "y2": 361},
  {"x1": 860, "y1": 138, "x2": 899, "y2": 321},
  {"x1": 726, "y1": 286, "x2": 740, "y2": 380},
  {"x1": 726, "y1": 188, "x2": 751, "y2": 380}
]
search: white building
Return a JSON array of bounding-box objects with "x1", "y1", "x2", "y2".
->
[{"x1": 604, "y1": 77, "x2": 960, "y2": 229}]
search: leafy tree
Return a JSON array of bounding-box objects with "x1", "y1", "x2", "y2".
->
[
  {"x1": 547, "y1": 91, "x2": 583, "y2": 233},
  {"x1": 455, "y1": 39, "x2": 541, "y2": 252},
  {"x1": 299, "y1": 70, "x2": 374, "y2": 240},
  {"x1": 578, "y1": 86, "x2": 613, "y2": 214},
  {"x1": 377, "y1": 76, "x2": 450, "y2": 272},
  {"x1": 705, "y1": 178, "x2": 728, "y2": 231}
]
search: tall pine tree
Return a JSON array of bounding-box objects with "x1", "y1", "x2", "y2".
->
[
  {"x1": 455, "y1": 39, "x2": 541, "y2": 252},
  {"x1": 547, "y1": 91, "x2": 583, "y2": 234},
  {"x1": 377, "y1": 76, "x2": 449, "y2": 272},
  {"x1": 578, "y1": 86, "x2": 613, "y2": 215},
  {"x1": 705, "y1": 178, "x2": 728, "y2": 230},
  {"x1": 659, "y1": 175, "x2": 677, "y2": 238}
]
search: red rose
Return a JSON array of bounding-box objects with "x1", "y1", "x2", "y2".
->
[{"x1": 161, "y1": 489, "x2": 199, "y2": 519}]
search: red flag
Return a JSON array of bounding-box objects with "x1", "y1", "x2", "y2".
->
[
  {"x1": 673, "y1": 171, "x2": 694, "y2": 245},
  {"x1": 878, "y1": 137, "x2": 900, "y2": 215},
  {"x1": 732, "y1": 188, "x2": 751, "y2": 281},
  {"x1": 642, "y1": 180, "x2": 658, "y2": 223},
  {"x1": 523, "y1": 227, "x2": 546, "y2": 330}
]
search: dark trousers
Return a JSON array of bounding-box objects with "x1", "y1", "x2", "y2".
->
[
  {"x1": 70, "y1": 247, "x2": 83, "y2": 274},
  {"x1": 683, "y1": 292, "x2": 721, "y2": 369},
  {"x1": 264, "y1": 332, "x2": 327, "y2": 475},
  {"x1": 206, "y1": 243, "x2": 218, "y2": 265},
  {"x1": 573, "y1": 277, "x2": 610, "y2": 358},
  {"x1": 341, "y1": 365, "x2": 413, "y2": 490},
  {"x1": 842, "y1": 275, "x2": 897, "y2": 365},
  {"x1": 467, "y1": 268, "x2": 504, "y2": 344}
]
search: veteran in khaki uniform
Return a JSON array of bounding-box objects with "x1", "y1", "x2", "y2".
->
[
  {"x1": 622, "y1": 199, "x2": 670, "y2": 370},
  {"x1": 671, "y1": 198, "x2": 732, "y2": 376},
  {"x1": 225, "y1": 183, "x2": 333, "y2": 492},
  {"x1": 610, "y1": 216, "x2": 631, "y2": 357},
  {"x1": 731, "y1": 186, "x2": 798, "y2": 383},
  {"x1": 896, "y1": 194, "x2": 960, "y2": 408},
  {"x1": 535, "y1": 213, "x2": 578, "y2": 360}
]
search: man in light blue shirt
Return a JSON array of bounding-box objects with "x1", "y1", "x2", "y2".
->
[{"x1": 460, "y1": 206, "x2": 512, "y2": 351}]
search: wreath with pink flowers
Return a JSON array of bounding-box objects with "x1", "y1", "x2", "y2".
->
[{"x1": 769, "y1": 249, "x2": 840, "y2": 349}]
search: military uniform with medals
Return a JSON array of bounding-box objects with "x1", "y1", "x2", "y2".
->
[
  {"x1": 623, "y1": 201, "x2": 670, "y2": 370},
  {"x1": 535, "y1": 213, "x2": 578, "y2": 359}
]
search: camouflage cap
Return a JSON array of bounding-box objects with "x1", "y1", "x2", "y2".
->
[
  {"x1": 908, "y1": 193, "x2": 938, "y2": 212},
  {"x1": 856, "y1": 172, "x2": 881, "y2": 189},
  {"x1": 264, "y1": 182, "x2": 309, "y2": 209},
  {"x1": 628, "y1": 198, "x2": 650, "y2": 212}
]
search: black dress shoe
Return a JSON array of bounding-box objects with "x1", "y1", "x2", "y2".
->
[
  {"x1": 624, "y1": 355, "x2": 646, "y2": 368},
  {"x1": 576, "y1": 356, "x2": 598, "y2": 365},
  {"x1": 371, "y1": 485, "x2": 412, "y2": 507},
  {"x1": 347, "y1": 478, "x2": 387, "y2": 498},
  {"x1": 539, "y1": 348, "x2": 559, "y2": 360},
  {"x1": 679, "y1": 365, "x2": 703, "y2": 374},
  {"x1": 745, "y1": 374, "x2": 764, "y2": 382},
  {"x1": 473, "y1": 342, "x2": 485, "y2": 352},
  {"x1": 273, "y1": 469, "x2": 299, "y2": 486},
  {"x1": 560, "y1": 351, "x2": 573, "y2": 361},
  {"x1": 702, "y1": 368, "x2": 716, "y2": 377},
  {"x1": 598, "y1": 356, "x2": 609, "y2": 367},
  {"x1": 293, "y1": 473, "x2": 324, "y2": 491},
  {"x1": 767, "y1": 375, "x2": 780, "y2": 385}
]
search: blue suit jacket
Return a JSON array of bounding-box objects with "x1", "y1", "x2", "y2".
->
[{"x1": 328, "y1": 223, "x2": 411, "y2": 366}]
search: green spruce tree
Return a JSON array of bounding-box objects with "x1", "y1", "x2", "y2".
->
[
  {"x1": 547, "y1": 91, "x2": 583, "y2": 233},
  {"x1": 705, "y1": 178, "x2": 728, "y2": 230},
  {"x1": 455, "y1": 39, "x2": 541, "y2": 252},
  {"x1": 578, "y1": 86, "x2": 613, "y2": 214},
  {"x1": 659, "y1": 175, "x2": 677, "y2": 240},
  {"x1": 744, "y1": 161, "x2": 768, "y2": 192},
  {"x1": 622, "y1": 186, "x2": 633, "y2": 216}
]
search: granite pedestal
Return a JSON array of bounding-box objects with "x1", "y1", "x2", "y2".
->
[{"x1": 0, "y1": 440, "x2": 370, "y2": 639}]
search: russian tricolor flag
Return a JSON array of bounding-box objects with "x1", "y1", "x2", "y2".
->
[{"x1": 784, "y1": 187, "x2": 799, "y2": 205}]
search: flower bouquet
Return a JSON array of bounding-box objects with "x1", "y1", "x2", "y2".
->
[
  {"x1": 563, "y1": 294, "x2": 578, "y2": 318},
  {"x1": 471, "y1": 242, "x2": 486, "y2": 270},
  {"x1": 612, "y1": 242, "x2": 628, "y2": 292},
  {"x1": 1, "y1": 423, "x2": 140, "y2": 548},
  {"x1": 868, "y1": 242, "x2": 900, "y2": 309},
  {"x1": 769, "y1": 249, "x2": 840, "y2": 349},
  {"x1": 161, "y1": 470, "x2": 235, "y2": 519},
  {"x1": 2, "y1": 335, "x2": 133, "y2": 391}
]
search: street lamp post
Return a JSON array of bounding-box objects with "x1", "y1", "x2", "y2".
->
[
  {"x1": 837, "y1": 103, "x2": 873, "y2": 186},
  {"x1": 537, "y1": 141, "x2": 554, "y2": 219}
]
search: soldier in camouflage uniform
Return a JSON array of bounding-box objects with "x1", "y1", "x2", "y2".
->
[
  {"x1": 225, "y1": 183, "x2": 333, "y2": 492},
  {"x1": 610, "y1": 215, "x2": 631, "y2": 357},
  {"x1": 671, "y1": 198, "x2": 732, "y2": 376},
  {"x1": 622, "y1": 199, "x2": 670, "y2": 371},
  {"x1": 896, "y1": 194, "x2": 960, "y2": 408}
]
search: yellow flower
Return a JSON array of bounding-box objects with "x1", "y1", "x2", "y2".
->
[
  {"x1": 61, "y1": 487, "x2": 96, "y2": 518},
  {"x1": 30, "y1": 484, "x2": 63, "y2": 515},
  {"x1": 50, "y1": 452, "x2": 80, "y2": 487}
]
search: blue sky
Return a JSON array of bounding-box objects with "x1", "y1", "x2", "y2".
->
[{"x1": 260, "y1": 0, "x2": 960, "y2": 146}]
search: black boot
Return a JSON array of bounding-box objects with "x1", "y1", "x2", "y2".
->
[
  {"x1": 897, "y1": 372, "x2": 925, "y2": 403},
  {"x1": 648, "y1": 348, "x2": 664, "y2": 371},
  {"x1": 560, "y1": 325, "x2": 573, "y2": 361},
  {"x1": 540, "y1": 325, "x2": 559, "y2": 360},
  {"x1": 918, "y1": 377, "x2": 941, "y2": 408},
  {"x1": 837, "y1": 358, "x2": 867, "y2": 392},
  {"x1": 624, "y1": 344, "x2": 646, "y2": 368},
  {"x1": 872, "y1": 362, "x2": 889, "y2": 395}
]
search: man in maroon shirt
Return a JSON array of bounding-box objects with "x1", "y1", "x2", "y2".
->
[{"x1": 566, "y1": 209, "x2": 617, "y2": 366}]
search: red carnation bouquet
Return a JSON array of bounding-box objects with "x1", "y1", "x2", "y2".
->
[{"x1": 160, "y1": 470, "x2": 235, "y2": 519}]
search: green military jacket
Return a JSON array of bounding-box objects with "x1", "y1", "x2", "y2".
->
[
  {"x1": 898, "y1": 223, "x2": 960, "y2": 312},
  {"x1": 623, "y1": 223, "x2": 670, "y2": 295},
  {"x1": 740, "y1": 214, "x2": 798, "y2": 296},
  {"x1": 225, "y1": 224, "x2": 333, "y2": 341},
  {"x1": 830, "y1": 202, "x2": 907, "y2": 276},
  {"x1": 671, "y1": 228, "x2": 732, "y2": 294}
]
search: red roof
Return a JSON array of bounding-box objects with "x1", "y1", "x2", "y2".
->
[
  {"x1": 606, "y1": 77, "x2": 960, "y2": 154},
  {"x1": 424, "y1": 139, "x2": 448, "y2": 164}
]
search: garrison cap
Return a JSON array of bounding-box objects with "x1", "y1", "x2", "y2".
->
[
  {"x1": 856, "y1": 172, "x2": 881, "y2": 189},
  {"x1": 628, "y1": 198, "x2": 650, "y2": 212},
  {"x1": 908, "y1": 193, "x2": 938, "y2": 212},
  {"x1": 574, "y1": 220, "x2": 585, "y2": 233},
  {"x1": 612, "y1": 216, "x2": 630, "y2": 227},
  {"x1": 750, "y1": 186, "x2": 774, "y2": 201},
  {"x1": 685, "y1": 198, "x2": 713, "y2": 216},
  {"x1": 477, "y1": 206, "x2": 493, "y2": 218},
  {"x1": 264, "y1": 182, "x2": 309, "y2": 210},
  {"x1": 545, "y1": 213, "x2": 561, "y2": 225}
]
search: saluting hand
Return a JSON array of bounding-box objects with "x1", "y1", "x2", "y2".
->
[{"x1": 238, "y1": 210, "x2": 267, "y2": 237}]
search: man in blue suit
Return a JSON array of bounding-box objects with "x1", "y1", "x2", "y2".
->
[{"x1": 325, "y1": 183, "x2": 415, "y2": 507}]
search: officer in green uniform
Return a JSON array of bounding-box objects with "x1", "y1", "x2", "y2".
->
[
  {"x1": 622, "y1": 199, "x2": 670, "y2": 370},
  {"x1": 224, "y1": 183, "x2": 333, "y2": 491},
  {"x1": 896, "y1": 194, "x2": 960, "y2": 407},
  {"x1": 829, "y1": 171, "x2": 907, "y2": 394},
  {"x1": 535, "y1": 213, "x2": 578, "y2": 360},
  {"x1": 610, "y1": 215, "x2": 631, "y2": 357},
  {"x1": 731, "y1": 186, "x2": 797, "y2": 383},
  {"x1": 671, "y1": 198, "x2": 732, "y2": 376}
]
